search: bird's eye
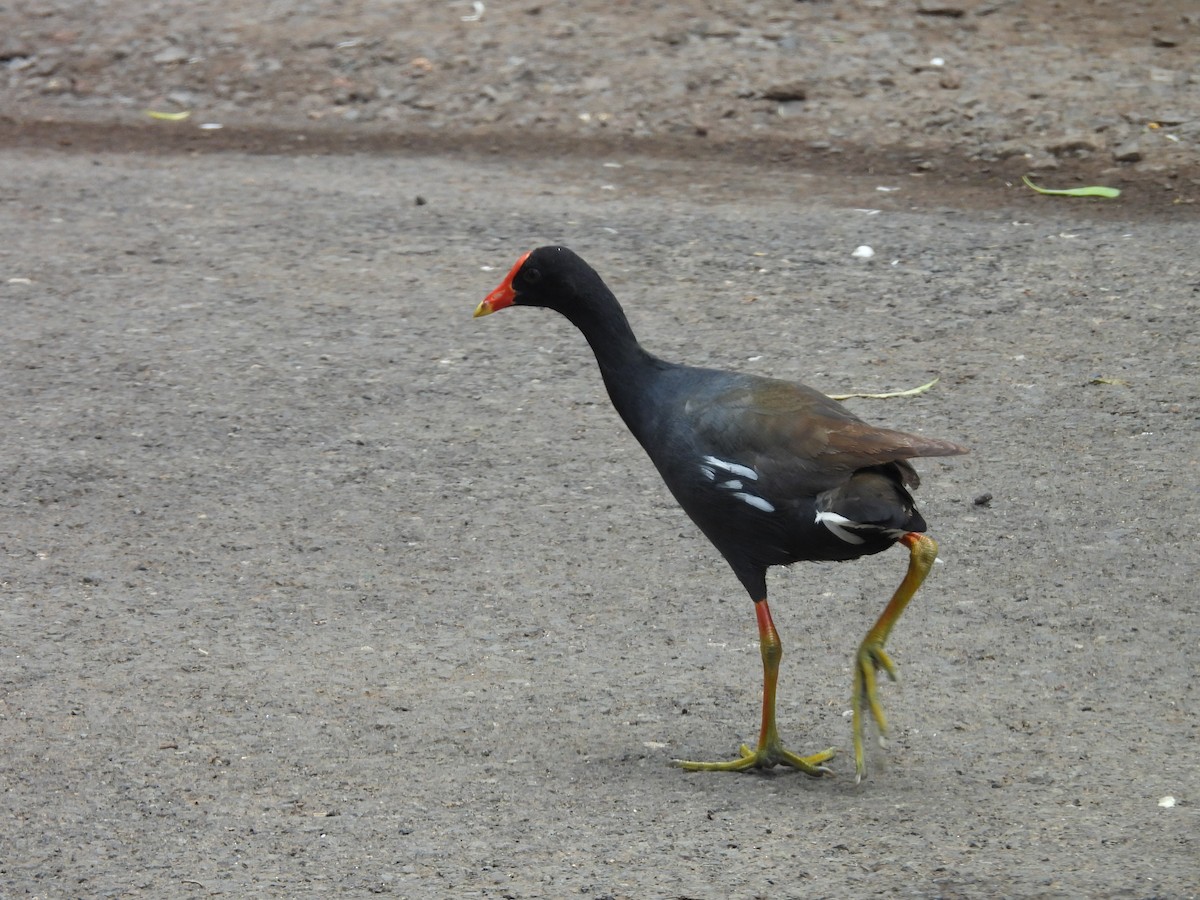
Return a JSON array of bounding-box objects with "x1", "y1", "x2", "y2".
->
[{"x1": 521, "y1": 266, "x2": 543, "y2": 287}]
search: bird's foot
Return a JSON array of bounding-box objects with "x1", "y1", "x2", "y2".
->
[
  {"x1": 672, "y1": 740, "x2": 835, "y2": 775},
  {"x1": 851, "y1": 638, "x2": 899, "y2": 783}
]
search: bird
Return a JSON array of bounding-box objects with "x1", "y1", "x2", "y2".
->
[{"x1": 474, "y1": 246, "x2": 967, "y2": 780}]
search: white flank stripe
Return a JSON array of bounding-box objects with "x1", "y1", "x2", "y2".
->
[
  {"x1": 735, "y1": 492, "x2": 775, "y2": 513},
  {"x1": 701, "y1": 455, "x2": 759, "y2": 481}
]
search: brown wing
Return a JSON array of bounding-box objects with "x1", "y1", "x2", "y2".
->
[{"x1": 688, "y1": 376, "x2": 967, "y2": 490}]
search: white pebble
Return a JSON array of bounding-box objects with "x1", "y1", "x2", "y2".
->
[{"x1": 852, "y1": 245, "x2": 875, "y2": 259}]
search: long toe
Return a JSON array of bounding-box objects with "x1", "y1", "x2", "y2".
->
[
  {"x1": 852, "y1": 640, "x2": 900, "y2": 781},
  {"x1": 673, "y1": 741, "x2": 834, "y2": 776}
]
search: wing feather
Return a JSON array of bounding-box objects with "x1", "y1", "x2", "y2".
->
[{"x1": 687, "y1": 376, "x2": 967, "y2": 491}]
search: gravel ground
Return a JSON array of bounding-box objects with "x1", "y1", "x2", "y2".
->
[
  {"x1": 1, "y1": 1, "x2": 1198, "y2": 898},
  {"x1": 2, "y1": 0, "x2": 1198, "y2": 183}
]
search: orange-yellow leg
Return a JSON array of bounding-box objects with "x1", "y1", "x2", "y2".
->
[
  {"x1": 852, "y1": 531, "x2": 938, "y2": 782},
  {"x1": 673, "y1": 599, "x2": 835, "y2": 775}
]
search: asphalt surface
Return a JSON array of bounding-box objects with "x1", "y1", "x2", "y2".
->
[{"x1": 1, "y1": 132, "x2": 1197, "y2": 898}]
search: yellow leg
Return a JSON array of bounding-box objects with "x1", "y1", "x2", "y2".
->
[
  {"x1": 852, "y1": 532, "x2": 937, "y2": 782},
  {"x1": 673, "y1": 599, "x2": 835, "y2": 775}
]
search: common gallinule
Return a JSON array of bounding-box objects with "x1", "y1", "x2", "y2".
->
[{"x1": 475, "y1": 246, "x2": 967, "y2": 779}]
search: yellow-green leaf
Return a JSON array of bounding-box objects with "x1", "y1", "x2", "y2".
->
[
  {"x1": 829, "y1": 377, "x2": 940, "y2": 401},
  {"x1": 1022, "y1": 175, "x2": 1119, "y2": 199},
  {"x1": 145, "y1": 109, "x2": 192, "y2": 121}
]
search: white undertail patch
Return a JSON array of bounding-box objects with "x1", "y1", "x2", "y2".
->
[{"x1": 815, "y1": 510, "x2": 868, "y2": 545}]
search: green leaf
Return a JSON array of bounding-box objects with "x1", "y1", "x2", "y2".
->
[{"x1": 1022, "y1": 175, "x2": 1120, "y2": 199}]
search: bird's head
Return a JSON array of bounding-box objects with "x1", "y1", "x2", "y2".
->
[{"x1": 474, "y1": 246, "x2": 605, "y2": 319}]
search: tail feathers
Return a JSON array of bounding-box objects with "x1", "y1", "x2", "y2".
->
[{"x1": 816, "y1": 469, "x2": 927, "y2": 540}]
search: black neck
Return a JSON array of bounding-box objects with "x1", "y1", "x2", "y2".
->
[{"x1": 558, "y1": 293, "x2": 665, "y2": 438}]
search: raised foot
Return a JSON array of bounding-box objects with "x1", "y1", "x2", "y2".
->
[
  {"x1": 672, "y1": 741, "x2": 835, "y2": 776},
  {"x1": 851, "y1": 639, "x2": 899, "y2": 783}
]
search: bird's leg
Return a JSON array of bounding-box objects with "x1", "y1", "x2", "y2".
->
[
  {"x1": 852, "y1": 531, "x2": 937, "y2": 782},
  {"x1": 672, "y1": 598, "x2": 835, "y2": 775}
]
